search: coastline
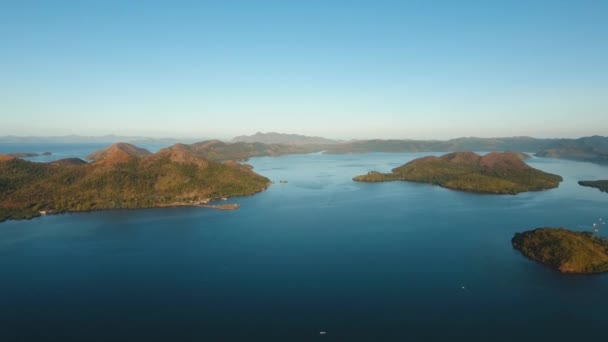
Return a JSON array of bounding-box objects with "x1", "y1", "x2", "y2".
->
[{"x1": 157, "y1": 202, "x2": 240, "y2": 210}]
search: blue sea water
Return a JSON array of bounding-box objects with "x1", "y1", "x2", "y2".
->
[
  {"x1": 1, "y1": 146, "x2": 608, "y2": 341},
  {"x1": 0, "y1": 142, "x2": 167, "y2": 162}
]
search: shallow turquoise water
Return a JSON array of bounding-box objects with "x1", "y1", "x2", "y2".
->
[{"x1": 1, "y1": 150, "x2": 607, "y2": 341}]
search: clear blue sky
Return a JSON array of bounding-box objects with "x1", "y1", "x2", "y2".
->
[{"x1": 1, "y1": 0, "x2": 606, "y2": 139}]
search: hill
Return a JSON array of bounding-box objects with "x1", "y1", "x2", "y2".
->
[
  {"x1": 86, "y1": 142, "x2": 153, "y2": 161},
  {"x1": 232, "y1": 132, "x2": 338, "y2": 145},
  {"x1": 512, "y1": 228, "x2": 608, "y2": 274},
  {"x1": 310, "y1": 135, "x2": 608, "y2": 165},
  {"x1": 186, "y1": 140, "x2": 317, "y2": 161},
  {"x1": 49, "y1": 158, "x2": 88, "y2": 166},
  {"x1": 0, "y1": 154, "x2": 16, "y2": 162},
  {"x1": 535, "y1": 136, "x2": 608, "y2": 164},
  {"x1": 323, "y1": 137, "x2": 554, "y2": 154},
  {"x1": 353, "y1": 151, "x2": 562, "y2": 194},
  {"x1": 0, "y1": 143, "x2": 271, "y2": 223}
]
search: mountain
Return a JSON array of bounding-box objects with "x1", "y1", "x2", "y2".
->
[
  {"x1": 148, "y1": 135, "x2": 608, "y2": 165},
  {"x1": 320, "y1": 136, "x2": 608, "y2": 164},
  {"x1": 535, "y1": 136, "x2": 608, "y2": 164},
  {"x1": 0, "y1": 143, "x2": 270, "y2": 223},
  {"x1": 86, "y1": 142, "x2": 153, "y2": 161},
  {"x1": 323, "y1": 137, "x2": 555, "y2": 154},
  {"x1": 232, "y1": 132, "x2": 339, "y2": 145},
  {"x1": 4, "y1": 134, "x2": 608, "y2": 164},
  {"x1": 186, "y1": 140, "x2": 318, "y2": 161},
  {"x1": 512, "y1": 228, "x2": 608, "y2": 274},
  {"x1": 353, "y1": 151, "x2": 562, "y2": 194}
]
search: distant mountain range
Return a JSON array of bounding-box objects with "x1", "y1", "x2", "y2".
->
[
  {"x1": 232, "y1": 132, "x2": 339, "y2": 145},
  {"x1": 2, "y1": 133, "x2": 608, "y2": 164},
  {"x1": 230, "y1": 133, "x2": 608, "y2": 164},
  {"x1": 0, "y1": 135, "x2": 203, "y2": 145},
  {"x1": 534, "y1": 135, "x2": 608, "y2": 164}
]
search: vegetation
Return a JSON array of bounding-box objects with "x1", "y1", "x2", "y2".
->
[
  {"x1": 185, "y1": 140, "x2": 318, "y2": 161},
  {"x1": 219, "y1": 135, "x2": 607, "y2": 165},
  {"x1": 578, "y1": 180, "x2": 608, "y2": 193},
  {"x1": 512, "y1": 228, "x2": 608, "y2": 274},
  {"x1": 323, "y1": 137, "x2": 555, "y2": 154},
  {"x1": 166, "y1": 135, "x2": 606, "y2": 163},
  {"x1": 0, "y1": 143, "x2": 271, "y2": 223},
  {"x1": 535, "y1": 135, "x2": 608, "y2": 164},
  {"x1": 353, "y1": 152, "x2": 562, "y2": 194},
  {"x1": 3, "y1": 135, "x2": 608, "y2": 164},
  {"x1": 506, "y1": 151, "x2": 532, "y2": 160}
]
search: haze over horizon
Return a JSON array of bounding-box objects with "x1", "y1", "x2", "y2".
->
[{"x1": 1, "y1": 1, "x2": 606, "y2": 140}]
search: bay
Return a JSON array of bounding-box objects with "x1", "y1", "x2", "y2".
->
[{"x1": 1, "y1": 148, "x2": 607, "y2": 341}]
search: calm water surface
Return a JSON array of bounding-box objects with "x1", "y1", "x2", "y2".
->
[{"x1": 1, "y1": 148, "x2": 607, "y2": 341}]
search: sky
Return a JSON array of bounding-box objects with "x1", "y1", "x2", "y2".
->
[{"x1": 0, "y1": 0, "x2": 607, "y2": 140}]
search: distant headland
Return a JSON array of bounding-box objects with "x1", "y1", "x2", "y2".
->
[
  {"x1": 578, "y1": 180, "x2": 608, "y2": 193},
  {"x1": 353, "y1": 151, "x2": 562, "y2": 194},
  {"x1": 512, "y1": 228, "x2": 608, "y2": 274}
]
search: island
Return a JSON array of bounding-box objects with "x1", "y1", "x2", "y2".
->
[
  {"x1": 353, "y1": 151, "x2": 562, "y2": 194},
  {"x1": 7, "y1": 152, "x2": 52, "y2": 158},
  {"x1": 0, "y1": 143, "x2": 271, "y2": 223},
  {"x1": 512, "y1": 228, "x2": 608, "y2": 274},
  {"x1": 578, "y1": 180, "x2": 608, "y2": 193}
]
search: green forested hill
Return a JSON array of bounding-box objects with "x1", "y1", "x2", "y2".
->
[
  {"x1": 353, "y1": 152, "x2": 562, "y2": 194},
  {"x1": 512, "y1": 228, "x2": 608, "y2": 274},
  {"x1": 186, "y1": 140, "x2": 317, "y2": 161},
  {"x1": 0, "y1": 143, "x2": 270, "y2": 222}
]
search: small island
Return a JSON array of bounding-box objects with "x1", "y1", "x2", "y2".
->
[
  {"x1": 512, "y1": 228, "x2": 608, "y2": 274},
  {"x1": 0, "y1": 143, "x2": 270, "y2": 223},
  {"x1": 7, "y1": 152, "x2": 52, "y2": 158},
  {"x1": 353, "y1": 151, "x2": 562, "y2": 194},
  {"x1": 578, "y1": 180, "x2": 608, "y2": 193}
]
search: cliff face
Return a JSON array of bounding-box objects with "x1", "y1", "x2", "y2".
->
[
  {"x1": 354, "y1": 151, "x2": 562, "y2": 194},
  {"x1": 0, "y1": 143, "x2": 271, "y2": 223}
]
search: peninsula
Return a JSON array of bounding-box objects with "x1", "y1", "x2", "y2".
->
[
  {"x1": 512, "y1": 228, "x2": 608, "y2": 274},
  {"x1": 578, "y1": 180, "x2": 608, "y2": 193},
  {"x1": 0, "y1": 143, "x2": 270, "y2": 222},
  {"x1": 353, "y1": 151, "x2": 562, "y2": 194}
]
